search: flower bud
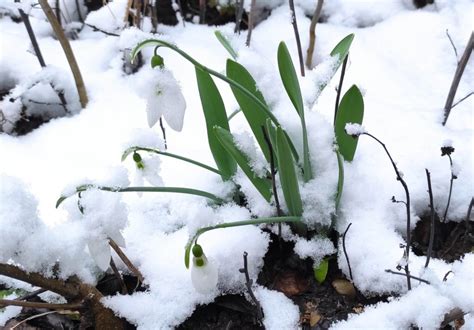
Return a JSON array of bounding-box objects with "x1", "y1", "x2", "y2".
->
[{"x1": 151, "y1": 55, "x2": 164, "y2": 69}]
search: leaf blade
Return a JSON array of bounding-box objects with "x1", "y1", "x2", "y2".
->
[
  {"x1": 215, "y1": 30, "x2": 238, "y2": 60},
  {"x1": 334, "y1": 85, "x2": 364, "y2": 162}
]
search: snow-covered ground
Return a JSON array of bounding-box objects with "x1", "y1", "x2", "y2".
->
[{"x1": 1, "y1": 0, "x2": 473, "y2": 328}]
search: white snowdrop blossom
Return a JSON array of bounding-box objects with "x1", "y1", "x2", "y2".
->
[
  {"x1": 145, "y1": 69, "x2": 186, "y2": 132},
  {"x1": 190, "y1": 244, "x2": 218, "y2": 294},
  {"x1": 344, "y1": 123, "x2": 366, "y2": 137}
]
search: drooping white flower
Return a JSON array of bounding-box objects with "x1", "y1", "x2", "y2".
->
[
  {"x1": 145, "y1": 69, "x2": 186, "y2": 132},
  {"x1": 190, "y1": 244, "x2": 218, "y2": 294}
]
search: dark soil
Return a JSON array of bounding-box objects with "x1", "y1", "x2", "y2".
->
[{"x1": 412, "y1": 214, "x2": 474, "y2": 263}]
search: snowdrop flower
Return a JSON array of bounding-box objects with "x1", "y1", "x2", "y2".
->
[
  {"x1": 145, "y1": 68, "x2": 186, "y2": 132},
  {"x1": 191, "y1": 244, "x2": 218, "y2": 294},
  {"x1": 131, "y1": 152, "x2": 164, "y2": 189}
]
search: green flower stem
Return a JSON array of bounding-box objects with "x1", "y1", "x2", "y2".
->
[
  {"x1": 227, "y1": 109, "x2": 242, "y2": 121},
  {"x1": 184, "y1": 216, "x2": 302, "y2": 268},
  {"x1": 56, "y1": 185, "x2": 225, "y2": 208},
  {"x1": 131, "y1": 39, "x2": 281, "y2": 126},
  {"x1": 122, "y1": 146, "x2": 221, "y2": 175}
]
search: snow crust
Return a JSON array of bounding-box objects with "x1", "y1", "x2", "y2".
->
[{"x1": 1, "y1": 0, "x2": 473, "y2": 328}]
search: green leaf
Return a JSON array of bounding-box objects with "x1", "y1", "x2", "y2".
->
[
  {"x1": 277, "y1": 42, "x2": 312, "y2": 182},
  {"x1": 215, "y1": 31, "x2": 238, "y2": 60},
  {"x1": 214, "y1": 126, "x2": 272, "y2": 202},
  {"x1": 195, "y1": 67, "x2": 237, "y2": 180},
  {"x1": 335, "y1": 85, "x2": 364, "y2": 162},
  {"x1": 313, "y1": 258, "x2": 329, "y2": 284},
  {"x1": 330, "y1": 33, "x2": 355, "y2": 64},
  {"x1": 226, "y1": 59, "x2": 272, "y2": 162},
  {"x1": 276, "y1": 126, "x2": 303, "y2": 217},
  {"x1": 317, "y1": 33, "x2": 355, "y2": 95},
  {"x1": 335, "y1": 150, "x2": 344, "y2": 211}
]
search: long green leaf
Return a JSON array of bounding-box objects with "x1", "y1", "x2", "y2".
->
[
  {"x1": 276, "y1": 126, "x2": 303, "y2": 216},
  {"x1": 56, "y1": 185, "x2": 225, "y2": 208},
  {"x1": 214, "y1": 126, "x2": 272, "y2": 202},
  {"x1": 226, "y1": 59, "x2": 272, "y2": 162},
  {"x1": 215, "y1": 31, "x2": 238, "y2": 60},
  {"x1": 277, "y1": 42, "x2": 312, "y2": 182},
  {"x1": 335, "y1": 85, "x2": 364, "y2": 162},
  {"x1": 335, "y1": 150, "x2": 344, "y2": 210},
  {"x1": 195, "y1": 67, "x2": 237, "y2": 180},
  {"x1": 317, "y1": 33, "x2": 355, "y2": 95}
]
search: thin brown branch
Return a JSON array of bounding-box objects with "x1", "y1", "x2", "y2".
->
[
  {"x1": 0, "y1": 299, "x2": 83, "y2": 310},
  {"x1": 234, "y1": 0, "x2": 245, "y2": 34},
  {"x1": 306, "y1": 0, "x2": 324, "y2": 69},
  {"x1": 289, "y1": 0, "x2": 305, "y2": 76},
  {"x1": 424, "y1": 169, "x2": 436, "y2": 268},
  {"x1": 333, "y1": 56, "x2": 348, "y2": 125},
  {"x1": 109, "y1": 239, "x2": 144, "y2": 284},
  {"x1": 385, "y1": 269, "x2": 430, "y2": 285},
  {"x1": 451, "y1": 91, "x2": 473, "y2": 109},
  {"x1": 442, "y1": 32, "x2": 473, "y2": 126},
  {"x1": 39, "y1": 0, "x2": 88, "y2": 108},
  {"x1": 342, "y1": 222, "x2": 353, "y2": 281},
  {"x1": 246, "y1": 0, "x2": 256, "y2": 47},
  {"x1": 15, "y1": 288, "x2": 47, "y2": 301},
  {"x1": 110, "y1": 258, "x2": 128, "y2": 295}
]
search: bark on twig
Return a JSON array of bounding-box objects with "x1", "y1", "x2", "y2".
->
[
  {"x1": 109, "y1": 238, "x2": 145, "y2": 284},
  {"x1": 289, "y1": 0, "x2": 305, "y2": 76},
  {"x1": 306, "y1": 0, "x2": 324, "y2": 69},
  {"x1": 39, "y1": 0, "x2": 88, "y2": 108},
  {"x1": 246, "y1": 0, "x2": 256, "y2": 47},
  {"x1": 424, "y1": 169, "x2": 435, "y2": 268},
  {"x1": 342, "y1": 222, "x2": 353, "y2": 281},
  {"x1": 384, "y1": 269, "x2": 430, "y2": 285},
  {"x1": 239, "y1": 252, "x2": 264, "y2": 322},
  {"x1": 442, "y1": 32, "x2": 473, "y2": 126},
  {"x1": 0, "y1": 299, "x2": 83, "y2": 310}
]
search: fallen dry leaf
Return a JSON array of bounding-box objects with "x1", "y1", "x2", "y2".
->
[{"x1": 332, "y1": 279, "x2": 356, "y2": 298}]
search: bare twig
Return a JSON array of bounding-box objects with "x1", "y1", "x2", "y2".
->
[
  {"x1": 55, "y1": 0, "x2": 61, "y2": 26},
  {"x1": 262, "y1": 126, "x2": 282, "y2": 239},
  {"x1": 446, "y1": 29, "x2": 459, "y2": 62},
  {"x1": 199, "y1": 0, "x2": 206, "y2": 24},
  {"x1": 342, "y1": 222, "x2": 353, "y2": 281},
  {"x1": 333, "y1": 56, "x2": 348, "y2": 125},
  {"x1": 39, "y1": 0, "x2": 88, "y2": 108},
  {"x1": 363, "y1": 133, "x2": 412, "y2": 290},
  {"x1": 85, "y1": 23, "x2": 120, "y2": 36},
  {"x1": 442, "y1": 32, "x2": 473, "y2": 126},
  {"x1": 109, "y1": 238, "x2": 144, "y2": 284},
  {"x1": 109, "y1": 258, "x2": 128, "y2": 295},
  {"x1": 306, "y1": 0, "x2": 324, "y2": 69},
  {"x1": 246, "y1": 0, "x2": 256, "y2": 47},
  {"x1": 234, "y1": 0, "x2": 245, "y2": 34},
  {"x1": 289, "y1": 0, "x2": 305, "y2": 76},
  {"x1": 9, "y1": 311, "x2": 63, "y2": 330},
  {"x1": 239, "y1": 252, "x2": 264, "y2": 322},
  {"x1": 443, "y1": 270, "x2": 453, "y2": 281},
  {"x1": 75, "y1": 0, "x2": 84, "y2": 23},
  {"x1": 0, "y1": 299, "x2": 83, "y2": 310},
  {"x1": 424, "y1": 169, "x2": 436, "y2": 268},
  {"x1": 384, "y1": 269, "x2": 430, "y2": 285},
  {"x1": 442, "y1": 154, "x2": 455, "y2": 222},
  {"x1": 15, "y1": 288, "x2": 47, "y2": 301},
  {"x1": 159, "y1": 117, "x2": 167, "y2": 150},
  {"x1": 18, "y1": 9, "x2": 46, "y2": 67},
  {"x1": 451, "y1": 91, "x2": 473, "y2": 110}
]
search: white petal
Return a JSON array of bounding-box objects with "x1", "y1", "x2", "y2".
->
[
  {"x1": 191, "y1": 258, "x2": 218, "y2": 294},
  {"x1": 109, "y1": 230, "x2": 126, "y2": 248},
  {"x1": 88, "y1": 240, "x2": 111, "y2": 271},
  {"x1": 163, "y1": 88, "x2": 186, "y2": 132},
  {"x1": 146, "y1": 88, "x2": 164, "y2": 128}
]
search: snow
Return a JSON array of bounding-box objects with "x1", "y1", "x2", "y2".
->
[{"x1": 1, "y1": 0, "x2": 473, "y2": 328}]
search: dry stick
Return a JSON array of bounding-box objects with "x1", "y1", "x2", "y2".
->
[
  {"x1": 246, "y1": 0, "x2": 256, "y2": 46},
  {"x1": 442, "y1": 31, "x2": 474, "y2": 126},
  {"x1": 75, "y1": 0, "x2": 84, "y2": 23},
  {"x1": 333, "y1": 56, "x2": 348, "y2": 125},
  {"x1": 384, "y1": 270, "x2": 430, "y2": 285},
  {"x1": 160, "y1": 117, "x2": 167, "y2": 150},
  {"x1": 15, "y1": 288, "x2": 47, "y2": 301},
  {"x1": 262, "y1": 127, "x2": 282, "y2": 238},
  {"x1": 199, "y1": 0, "x2": 206, "y2": 24},
  {"x1": 442, "y1": 154, "x2": 455, "y2": 222},
  {"x1": 39, "y1": 0, "x2": 88, "y2": 108},
  {"x1": 109, "y1": 258, "x2": 128, "y2": 295},
  {"x1": 443, "y1": 270, "x2": 453, "y2": 281},
  {"x1": 424, "y1": 169, "x2": 436, "y2": 268},
  {"x1": 363, "y1": 133, "x2": 412, "y2": 290},
  {"x1": 17, "y1": 8, "x2": 69, "y2": 113},
  {"x1": 446, "y1": 29, "x2": 459, "y2": 61},
  {"x1": 109, "y1": 238, "x2": 145, "y2": 284},
  {"x1": 289, "y1": 0, "x2": 305, "y2": 76},
  {"x1": 305, "y1": 0, "x2": 324, "y2": 69},
  {"x1": 9, "y1": 311, "x2": 62, "y2": 330},
  {"x1": 85, "y1": 23, "x2": 120, "y2": 36},
  {"x1": 0, "y1": 299, "x2": 83, "y2": 310},
  {"x1": 234, "y1": 0, "x2": 245, "y2": 34},
  {"x1": 55, "y1": 0, "x2": 61, "y2": 26},
  {"x1": 451, "y1": 91, "x2": 473, "y2": 109},
  {"x1": 239, "y1": 252, "x2": 264, "y2": 322},
  {"x1": 342, "y1": 222, "x2": 353, "y2": 281}
]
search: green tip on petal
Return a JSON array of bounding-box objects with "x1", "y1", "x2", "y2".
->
[
  {"x1": 192, "y1": 244, "x2": 204, "y2": 258},
  {"x1": 195, "y1": 258, "x2": 205, "y2": 267}
]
